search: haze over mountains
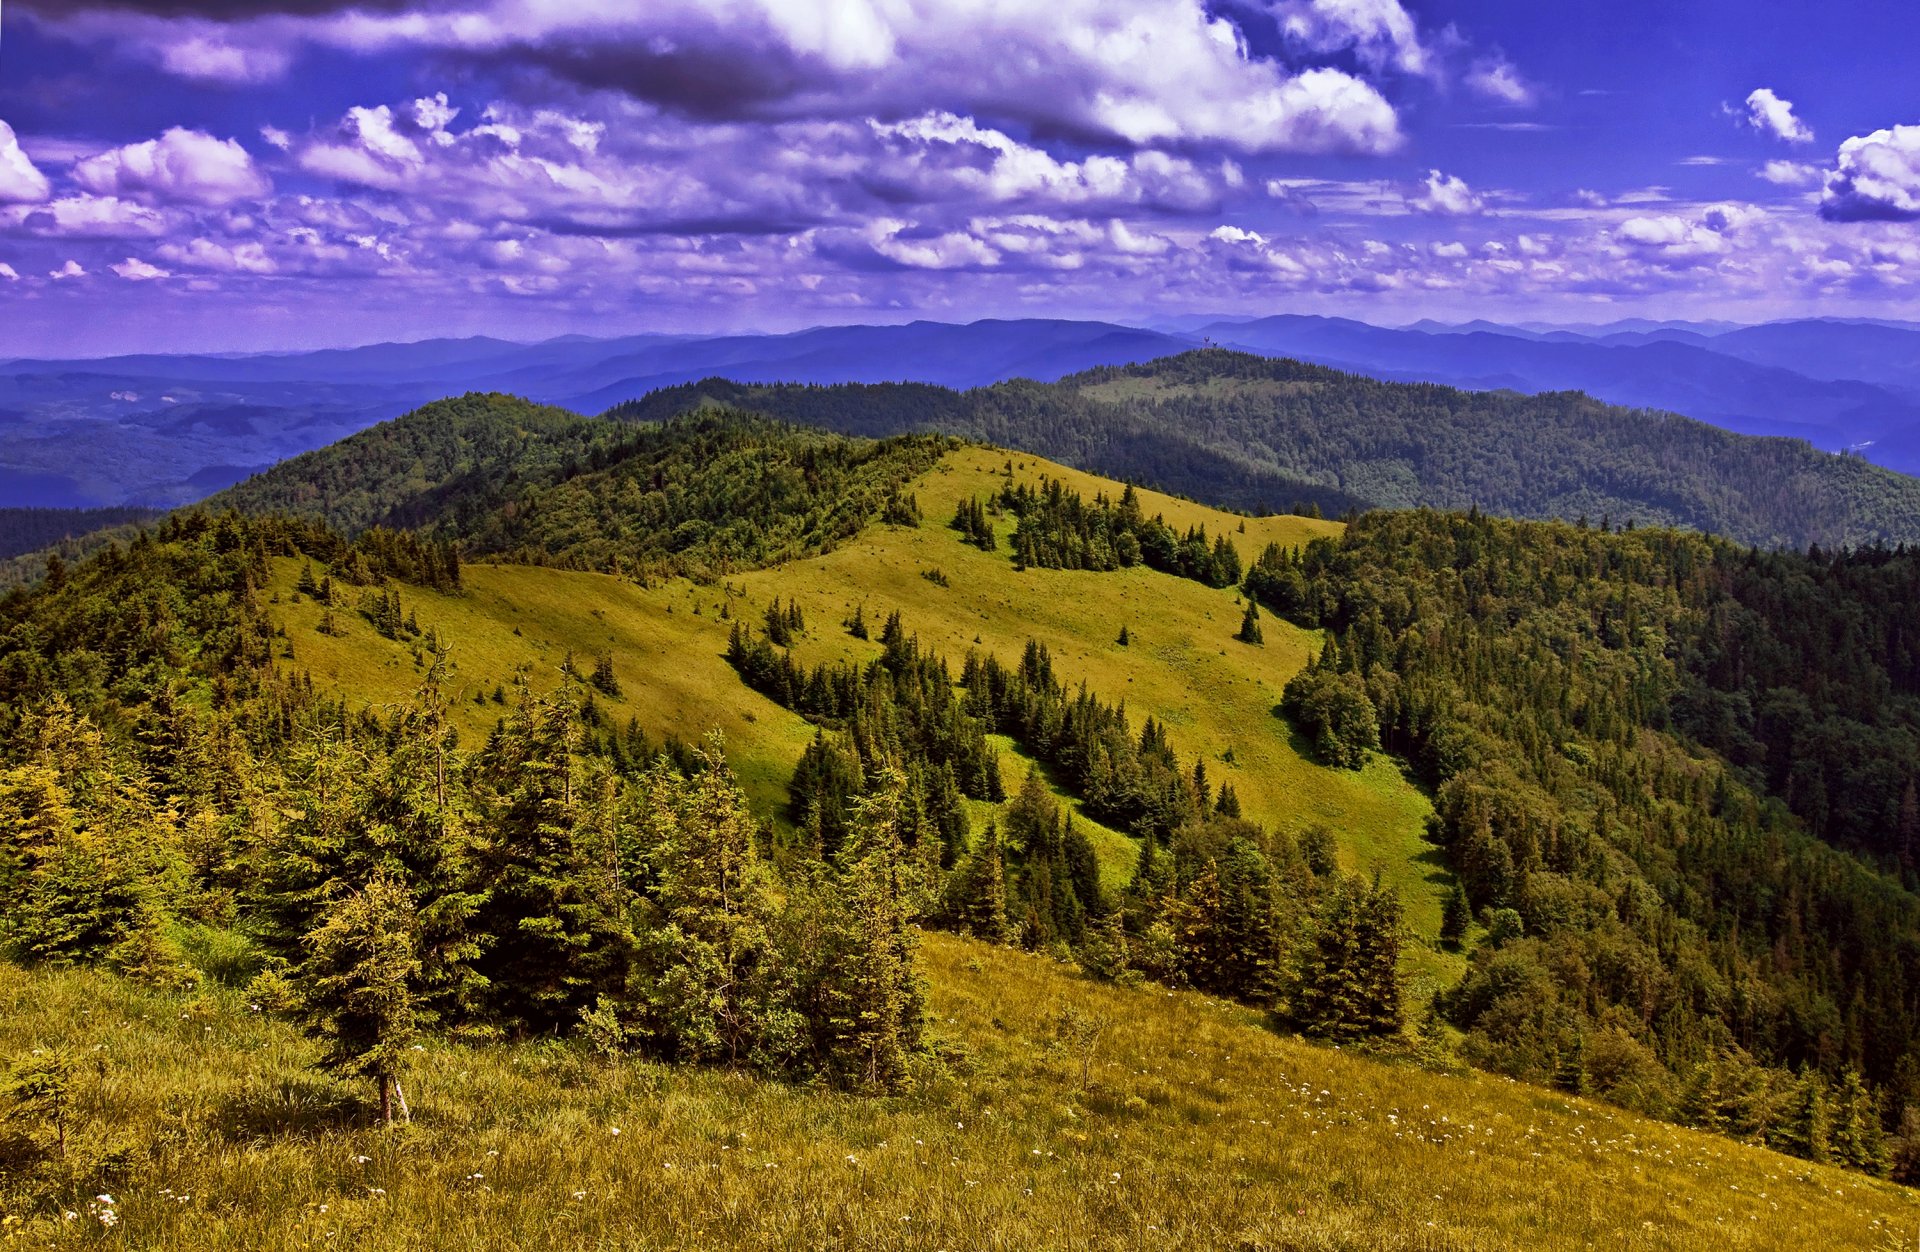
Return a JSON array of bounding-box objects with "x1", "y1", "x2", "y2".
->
[{"x1": 4, "y1": 314, "x2": 1919, "y2": 509}]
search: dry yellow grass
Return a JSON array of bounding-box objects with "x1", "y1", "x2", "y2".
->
[{"x1": 2, "y1": 933, "x2": 1914, "y2": 1249}]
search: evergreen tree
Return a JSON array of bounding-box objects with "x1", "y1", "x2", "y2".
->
[
  {"x1": 811, "y1": 770, "x2": 926, "y2": 1092},
  {"x1": 295, "y1": 872, "x2": 422, "y2": 1126},
  {"x1": 636, "y1": 739, "x2": 799, "y2": 1067},
  {"x1": 1440, "y1": 883, "x2": 1471, "y2": 948}
]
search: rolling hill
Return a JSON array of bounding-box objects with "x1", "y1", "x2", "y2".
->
[
  {"x1": 8, "y1": 403, "x2": 1920, "y2": 1243},
  {"x1": 612, "y1": 351, "x2": 1920, "y2": 549},
  {"x1": 12, "y1": 312, "x2": 1920, "y2": 508}
]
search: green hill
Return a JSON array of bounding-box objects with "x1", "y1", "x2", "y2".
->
[
  {"x1": 611, "y1": 350, "x2": 1920, "y2": 550},
  {"x1": 6, "y1": 410, "x2": 1920, "y2": 1243}
]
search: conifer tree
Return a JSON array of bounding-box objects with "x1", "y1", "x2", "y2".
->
[
  {"x1": 637, "y1": 739, "x2": 798, "y2": 1066},
  {"x1": 296, "y1": 871, "x2": 422, "y2": 1125},
  {"x1": 813, "y1": 769, "x2": 926, "y2": 1092},
  {"x1": 1440, "y1": 883, "x2": 1471, "y2": 948},
  {"x1": 1237, "y1": 599, "x2": 1264, "y2": 645}
]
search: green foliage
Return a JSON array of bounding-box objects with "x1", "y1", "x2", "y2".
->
[
  {"x1": 1286, "y1": 872, "x2": 1403, "y2": 1041},
  {"x1": 612, "y1": 353, "x2": 1920, "y2": 549},
  {"x1": 1281, "y1": 658, "x2": 1379, "y2": 770},
  {"x1": 294, "y1": 871, "x2": 422, "y2": 1124},
  {"x1": 1236, "y1": 599, "x2": 1264, "y2": 645}
]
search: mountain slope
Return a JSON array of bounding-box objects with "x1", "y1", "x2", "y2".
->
[
  {"x1": 615, "y1": 351, "x2": 1920, "y2": 549},
  {"x1": 1205, "y1": 315, "x2": 1920, "y2": 468},
  {"x1": 3, "y1": 933, "x2": 1915, "y2": 1250}
]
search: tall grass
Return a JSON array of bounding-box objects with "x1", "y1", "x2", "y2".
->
[{"x1": 2, "y1": 933, "x2": 1914, "y2": 1249}]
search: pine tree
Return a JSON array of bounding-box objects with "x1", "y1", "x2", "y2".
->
[
  {"x1": 1832, "y1": 1068, "x2": 1891, "y2": 1176},
  {"x1": 590, "y1": 653, "x2": 622, "y2": 698},
  {"x1": 1237, "y1": 599, "x2": 1264, "y2": 645},
  {"x1": 948, "y1": 820, "x2": 1010, "y2": 942},
  {"x1": 1554, "y1": 1033, "x2": 1590, "y2": 1095},
  {"x1": 812, "y1": 771, "x2": 926, "y2": 1092},
  {"x1": 1440, "y1": 883, "x2": 1471, "y2": 947},
  {"x1": 296, "y1": 872, "x2": 422, "y2": 1126},
  {"x1": 637, "y1": 739, "x2": 798, "y2": 1066}
]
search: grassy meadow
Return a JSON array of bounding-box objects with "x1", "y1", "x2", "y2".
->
[
  {"x1": 271, "y1": 446, "x2": 1453, "y2": 990},
  {"x1": 3, "y1": 931, "x2": 1915, "y2": 1250}
]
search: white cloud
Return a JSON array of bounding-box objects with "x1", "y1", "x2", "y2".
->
[
  {"x1": 1270, "y1": 0, "x2": 1432, "y2": 76},
  {"x1": 0, "y1": 121, "x2": 53, "y2": 204},
  {"x1": 158, "y1": 35, "x2": 291, "y2": 84},
  {"x1": 156, "y1": 237, "x2": 279, "y2": 274},
  {"x1": 0, "y1": 263, "x2": 19, "y2": 282},
  {"x1": 73, "y1": 128, "x2": 271, "y2": 207},
  {"x1": 1407, "y1": 169, "x2": 1483, "y2": 216},
  {"x1": 184, "y1": 0, "x2": 1409, "y2": 156},
  {"x1": 50, "y1": 260, "x2": 86, "y2": 280},
  {"x1": 1758, "y1": 159, "x2": 1820, "y2": 187},
  {"x1": 864, "y1": 218, "x2": 999, "y2": 269},
  {"x1": 1465, "y1": 55, "x2": 1537, "y2": 107},
  {"x1": 260, "y1": 126, "x2": 293, "y2": 151},
  {"x1": 111, "y1": 256, "x2": 172, "y2": 281},
  {"x1": 1742, "y1": 88, "x2": 1814, "y2": 144},
  {"x1": 4, "y1": 195, "x2": 172, "y2": 238},
  {"x1": 1821, "y1": 124, "x2": 1920, "y2": 222}
]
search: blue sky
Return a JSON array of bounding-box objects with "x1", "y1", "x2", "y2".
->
[{"x1": 0, "y1": 0, "x2": 1916, "y2": 354}]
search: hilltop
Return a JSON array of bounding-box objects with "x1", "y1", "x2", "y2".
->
[{"x1": 616, "y1": 350, "x2": 1920, "y2": 550}]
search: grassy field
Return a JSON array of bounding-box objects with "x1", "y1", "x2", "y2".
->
[
  {"x1": 2, "y1": 931, "x2": 1915, "y2": 1250},
  {"x1": 272, "y1": 446, "x2": 1456, "y2": 992}
]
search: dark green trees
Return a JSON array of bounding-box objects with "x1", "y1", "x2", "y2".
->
[
  {"x1": 1237, "y1": 600, "x2": 1264, "y2": 646},
  {"x1": 952, "y1": 495, "x2": 996, "y2": 550},
  {"x1": 1288, "y1": 873, "x2": 1402, "y2": 1041},
  {"x1": 295, "y1": 872, "x2": 422, "y2": 1125},
  {"x1": 1281, "y1": 660, "x2": 1379, "y2": 770},
  {"x1": 634, "y1": 741, "x2": 798, "y2": 1068}
]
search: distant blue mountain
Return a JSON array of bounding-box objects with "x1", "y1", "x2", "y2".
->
[
  {"x1": 1204, "y1": 315, "x2": 1920, "y2": 472},
  {"x1": 2, "y1": 313, "x2": 1917, "y2": 506}
]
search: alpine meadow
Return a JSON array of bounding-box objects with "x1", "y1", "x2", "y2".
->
[{"x1": 9, "y1": 0, "x2": 1920, "y2": 1247}]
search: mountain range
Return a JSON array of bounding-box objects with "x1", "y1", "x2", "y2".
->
[{"x1": 4, "y1": 314, "x2": 1919, "y2": 509}]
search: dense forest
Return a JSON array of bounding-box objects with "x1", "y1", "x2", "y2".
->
[
  {"x1": 9, "y1": 407, "x2": 1920, "y2": 1197},
  {"x1": 211, "y1": 397, "x2": 951, "y2": 581},
  {"x1": 610, "y1": 351, "x2": 1920, "y2": 549},
  {"x1": 1246, "y1": 513, "x2": 1920, "y2": 1175},
  {"x1": 0, "y1": 507, "x2": 164, "y2": 561}
]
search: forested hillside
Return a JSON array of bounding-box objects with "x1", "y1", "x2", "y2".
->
[
  {"x1": 612, "y1": 350, "x2": 1920, "y2": 549},
  {"x1": 1248, "y1": 512, "x2": 1920, "y2": 1172},
  {"x1": 7, "y1": 411, "x2": 1920, "y2": 1245},
  {"x1": 211, "y1": 397, "x2": 952, "y2": 580}
]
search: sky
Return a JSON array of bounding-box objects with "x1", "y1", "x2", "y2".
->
[{"x1": 0, "y1": 0, "x2": 1917, "y2": 355}]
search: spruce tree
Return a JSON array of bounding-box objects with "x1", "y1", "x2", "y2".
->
[
  {"x1": 1440, "y1": 883, "x2": 1471, "y2": 948},
  {"x1": 1237, "y1": 599, "x2": 1264, "y2": 645},
  {"x1": 296, "y1": 872, "x2": 422, "y2": 1126},
  {"x1": 814, "y1": 770, "x2": 926, "y2": 1092}
]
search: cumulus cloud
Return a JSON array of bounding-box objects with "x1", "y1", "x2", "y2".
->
[
  {"x1": 50, "y1": 259, "x2": 86, "y2": 279},
  {"x1": 1820, "y1": 124, "x2": 1920, "y2": 222},
  {"x1": 33, "y1": 0, "x2": 1407, "y2": 156},
  {"x1": 1269, "y1": 0, "x2": 1432, "y2": 76},
  {"x1": 1613, "y1": 202, "x2": 1766, "y2": 266},
  {"x1": 5, "y1": 194, "x2": 172, "y2": 238},
  {"x1": 0, "y1": 122, "x2": 54, "y2": 204},
  {"x1": 1758, "y1": 159, "x2": 1820, "y2": 187},
  {"x1": 0, "y1": 263, "x2": 20, "y2": 281},
  {"x1": 156, "y1": 237, "x2": 278, "y2": 273},
  {"x1": 1742, "y1": 88, "x2": 1813, "y2": 144},
  {"x1": 111, "y1": 256, "x2": 172, "y2": 280},
  {"x1": 73, "y1": 128, "x2": 271, "y2": 206},
  {"x1": 865, "y1": 113, "x2": 1224, "y2": 212},
  {"x1": 1407, "y1": 170, "x2": 1483, "y2": 216}
]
